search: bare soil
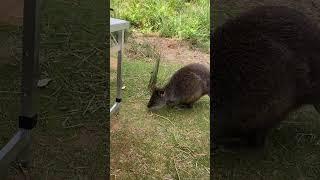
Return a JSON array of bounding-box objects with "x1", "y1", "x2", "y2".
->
[
  {"x1": 0, "y1": 0, "x2": 23, "y2": 26},
  {"x1": 0, "y1": 0, "x2": 23, "y2": 66},
  {"x1": 127, "y1": 33, "x2": 210, "y2": 65},
  {"x1": 110, "y1": 34, "x2": 210, "y2": 73}
]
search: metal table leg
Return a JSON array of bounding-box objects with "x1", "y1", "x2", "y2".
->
[
  {"x1": 0, "y1": 130, "x2": 31, "y2": 177},
  {"x1": 110, "y1": 30, "x2": 124, "y2": 116},
  {"x1": 0, "y1": 0, "x2": 40, "y2": 177}
]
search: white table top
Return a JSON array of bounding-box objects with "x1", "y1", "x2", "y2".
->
[{"x1": 110, "y1": 18, "x2": 130, "y2": 32}]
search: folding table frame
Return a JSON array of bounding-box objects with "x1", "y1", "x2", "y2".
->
[
  {"x1": 110, "y1": 18, "x2": 129, "y2": 116},
  {"x1": 0, "y1": 0, "x2": 40, "y2": 177}
]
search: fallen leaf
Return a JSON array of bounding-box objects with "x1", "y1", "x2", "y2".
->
[{"x1": 37, "y1": 78, "x2": 52, "y2": 88}]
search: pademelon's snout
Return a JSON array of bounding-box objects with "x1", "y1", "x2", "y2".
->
[
  {"x1": 147, "y1": 98, "x2": 155, "y2": 108},
  {"x1": 147, "y1": 101, "x2": 156, "y2": 110},
  {"x1": 147, "y1": 101, "x2": 165, "y2": 111}
]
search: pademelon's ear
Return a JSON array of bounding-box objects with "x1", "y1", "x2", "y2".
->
[{"x1": 149, "y1": 84, "x2": 156, "y2": 93}]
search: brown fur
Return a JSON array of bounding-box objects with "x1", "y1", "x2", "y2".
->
[
  {"x1": 212, "y1": 6, "x2": 320, "y2": 148},
  {"x1": 147, "y1": 63, "x2": 210, "y2": 110}
]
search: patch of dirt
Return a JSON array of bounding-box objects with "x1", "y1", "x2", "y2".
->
[
  {"x1": 0, "y1": 0, "x2": 23, "y2": 26},
  {"x1": 127, "y1": 33, "x2": 210, "y2": 66},
  {"x1": 110, "y1": 56, "x2": 117, "y2": 71},
  {"x1": 0, "y1": 1, "x2": 24, "y2": 66},
  {"x1": 110, "y1": 115, "x2": 121, "y2": 132},
  {"x1": 70, "y1": 127, "x2": 100, "y2": 149}
]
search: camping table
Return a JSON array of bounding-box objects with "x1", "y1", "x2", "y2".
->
[
  {"x1": 110, "y1": 18, "x2": 129, "y2": 116},
  {"x1": 0, "y1": 0, "x2": 40, "y2": 178}
]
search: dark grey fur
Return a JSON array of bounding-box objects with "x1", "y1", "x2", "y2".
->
[
  {"x1": 147, "y1": 63, "x2": 210, "y2": 110},
  {"x1": 212, "y1": 6, "x2": 320, "y2": 148}
]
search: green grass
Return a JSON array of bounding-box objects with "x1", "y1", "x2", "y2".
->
[
  {"x1": 111, "y1": 0, "x2": 210, "y2": 50},
  {"x1": 110, "y1": 58, "x2": 210, "y2": 179},
  {"x1": 0, "y1": 0, "x2": 107, "y2": 178}
]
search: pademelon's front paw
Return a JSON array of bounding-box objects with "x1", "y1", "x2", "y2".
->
[{"x1": 177, "y1": 103, "x2": 193, "y2": 109}]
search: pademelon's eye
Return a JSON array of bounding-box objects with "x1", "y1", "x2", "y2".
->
[
  {"x1": 159, "y1": 90, "x2": 165, "y2": 96},
  {"x1": 156, "y1": 90, "x2": 162, "y2": 95}
]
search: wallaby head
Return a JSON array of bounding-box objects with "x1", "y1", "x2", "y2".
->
[{"x1": 147, "y1": 87, "x2": 166, "y2": 110}]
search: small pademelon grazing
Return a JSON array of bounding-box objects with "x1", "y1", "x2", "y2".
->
[
  {"x1": 147, "y1": 63, "x2": 210, "y2": 110},
  {"x1": 212, "y1": 6, "x2": 320, "y2": 149}
]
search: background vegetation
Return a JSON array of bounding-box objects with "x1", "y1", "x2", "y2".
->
[{"x1": 111, "y1": 0, "x2": 210, "y2": 50}]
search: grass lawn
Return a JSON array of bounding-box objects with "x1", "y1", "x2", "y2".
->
[
  {"x1": 110, "y1": 58, "x2": 210, "y2": 179},
  {"x1": 0, "y1": 0, "x2": 107, "y2": 178}
]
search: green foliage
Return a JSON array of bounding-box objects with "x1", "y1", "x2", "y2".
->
[{"x1": 111, "y1": 0, "x2": 210, "y2": 49}]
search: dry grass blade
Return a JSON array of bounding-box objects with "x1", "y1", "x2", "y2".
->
[
  {"x1": 83, "y1": 95, "x2": 95, "y2": 116},
  {"x1": 173, "y1": 158, "x2": 181, "y2": 180},
  {"x1": 152, "y1": 113, "x2": 175, "y2": 127}
]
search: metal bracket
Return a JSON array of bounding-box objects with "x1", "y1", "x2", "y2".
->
[{"x1": 19, "y1": 115, "x2": 38, "y2": 129}]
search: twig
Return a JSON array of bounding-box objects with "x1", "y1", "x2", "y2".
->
[
  {"x1": 173, "y1": 158, "x2": 181, "y2": 180},
  {"x1": 82, "y1": 95, "x2": 95, "y2": 115},
  {"x1": 0, "y1": 91, "x2": 22, "y2": 94},
  {"x1": 62, "y1": 117, "x2": 71, "y2": 127},
  {"x1": 152, "y1": 113, "x2": 175, "y2": 127},
  {"x1": 39, "y1": 110, "x2": 80, "y2": 120},
  {"x1": 63, "y1": 123, "x2": 84, "y2": 129}
]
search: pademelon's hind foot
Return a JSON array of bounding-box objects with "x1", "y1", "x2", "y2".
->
[
  {"x1": 246, "y1": 130, "x2": 268, "y2": 148},
  {"x1": 166, "y1": 100, "x2": 178, "y2": 108}
]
